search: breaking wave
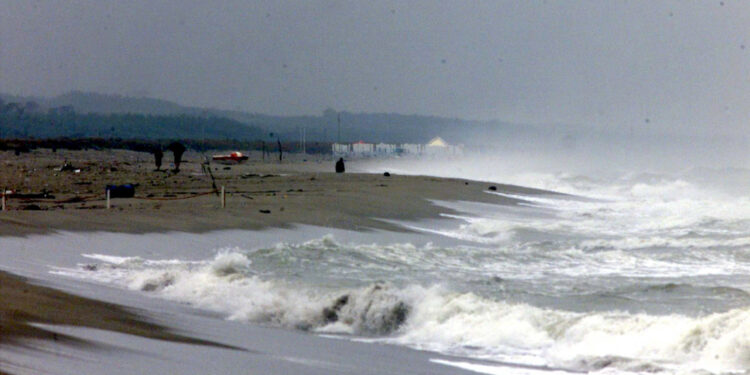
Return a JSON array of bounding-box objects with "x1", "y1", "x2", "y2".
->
[{"x1": 54, "y1": 245, "x2": 750, "y2": 374}]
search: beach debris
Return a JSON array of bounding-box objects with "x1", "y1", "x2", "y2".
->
[
  {"x1": 259, "y1": 209, "x2": 271, "y2": 214},
  {"x1": 201, "y1": 162, "x2": 220, "y2": 195},
  {"x1": 322, "y1": 295, "x2": 350, "y2": 323},
  {"x1": 58, "y1": 161, "x2": 76, "y2": 172},
  {"x1": 488, "y1": 186, "x2": 497, "y2": 191},
  {"x1": 10, "y1": 190, "x2": 55, "y2": 199},
  {"x1": 105, "y1": 184, "x2": 135, "y2": 198},
  {"x1": 83, "y1": 264, "x2": 98, "y2": 271},
  {"x1": 212, "y1": 151, "x2": 248, "y2": 164},
  {"x1": 22, "y1": 204, "x2": 42, "y2": 210},
  {"x1": 335, "y1": 157, "x2": 345, "y2": 173},
  {"x1": 383, "y1": 172, "x2": 391, "y2": 177},
  {"x1": 60, "y1": 196, "x2": 85, "y2": 203}
]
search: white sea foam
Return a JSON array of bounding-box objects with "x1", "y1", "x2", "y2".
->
[{"x1": 55, "y1": 244, "x2": 750, "y2": 375}]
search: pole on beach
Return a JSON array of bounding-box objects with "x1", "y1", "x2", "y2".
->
[
  {"x1": 1, "y1": 192, "x2": 5, "y2": 212},
  {"x1": 221, "y1": 186, "x2": 226, "y2": 208},
  {"x1": 106, "y1": 189, "x2": 111, "y2": 210}
]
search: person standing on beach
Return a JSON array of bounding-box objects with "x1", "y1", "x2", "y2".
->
[{"x1": 335, "y1": 158, "x2": 345, "y2": 173}]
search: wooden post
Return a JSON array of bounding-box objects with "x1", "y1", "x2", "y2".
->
[
  {"x1": 106, "y1": 189, "x2": 111, "y2": 210},
  {"x1": 221, "y1": 186, "x2": 226, "y2": 208},
  {"x1": 1, "y1": 192, "x2": 5, "y2": 212}
]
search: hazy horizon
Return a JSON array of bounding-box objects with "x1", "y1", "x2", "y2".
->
[{"x1": 2, "y1": 1, "x2": 750, "y2": 136}]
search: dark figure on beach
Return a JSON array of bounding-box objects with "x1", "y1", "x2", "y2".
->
[
  {"x1": 277, "y1": 138, "x2": 283, "y2": 162},
  {"x1": 153, "y1": 149, "x2": 163, "y2": 171},
  {"x1": 335, "y1": 158, "x2": 345, "y2": 173},
  {"x1": 167, "y1": 142, "x2": 186, "y2": 172}
]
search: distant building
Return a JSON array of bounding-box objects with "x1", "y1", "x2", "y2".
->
[
  {"x1": 332, "y1": 143, "x2": 351, "y2": 155},
  {"x1": 398, "y1": 143, "x2": 423, "y2": 155},
  {"x1": 351, "y1": 141, "x2": 374, "y2": 156},
  {"x1": 424, "y1": 136, "x2": 463, "y2": 156},
  {"x1": 332, "y1": 136, "x2": 462, "y2": 158}
]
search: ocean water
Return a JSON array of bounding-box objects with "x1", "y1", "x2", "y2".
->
[{"x1": 46, "y1": 159, "x2": 750, "y2": 375}]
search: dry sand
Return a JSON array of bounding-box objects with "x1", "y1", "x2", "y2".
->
[{"x1": 0, "y1": 149, "x2": 552, "y2": 236}]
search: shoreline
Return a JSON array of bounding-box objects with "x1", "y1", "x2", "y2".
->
[
  {"x1": 0, "y1": 149, "x2": 558, "y2": 374},
  {"x1": 0, "y1": 149, "x2": 557, "y2": 237}
]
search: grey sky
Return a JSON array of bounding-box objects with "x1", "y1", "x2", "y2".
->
[{"x1": 1, "y1": 1, "x2": 749, "y2": 135}]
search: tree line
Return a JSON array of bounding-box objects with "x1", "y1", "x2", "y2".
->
[{"x1": 0, "y1": 100, "x2": 264, "y2": 140}]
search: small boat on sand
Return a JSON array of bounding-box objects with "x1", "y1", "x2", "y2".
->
[{"x1": 212, "y1": 151, "x2": 249, "y2": 164}]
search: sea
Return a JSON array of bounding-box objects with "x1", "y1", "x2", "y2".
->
[{"x1": 10, "y1": 153, "x2": 750, "y2": 375}]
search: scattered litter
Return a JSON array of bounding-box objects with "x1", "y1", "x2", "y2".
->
[
  {"x1": 58, "y1": 162, "x2": 76, "y2": 172},
  {"x1": 106, "y1": 184, "x2": 135, "y2": 198},
  {"x1": 59, "y1": 196, "x2": 84, "y2": 203},
  {"x1": 10, "y1": 191, "x2": 55, "y2": 199}
]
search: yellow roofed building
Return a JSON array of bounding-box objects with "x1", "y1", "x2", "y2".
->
[{"x1": 425, "y1": 136, "x2": 462, "y2": 156}]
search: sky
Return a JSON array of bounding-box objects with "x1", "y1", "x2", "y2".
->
[{"x1": 1, "y1": 0, "x2": 749, "y2": 135}]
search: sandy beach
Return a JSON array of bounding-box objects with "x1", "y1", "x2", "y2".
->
[
  {"x1": 0, "y1": 148, "x2": 558, "y2": 374},
  {"x1": 0, "y1": 149, "x2": 549, "y2": 236}
]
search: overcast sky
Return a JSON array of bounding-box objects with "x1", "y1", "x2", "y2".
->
[{"x1": 1, "y1": 1, "x2": 749, "y2": 135}]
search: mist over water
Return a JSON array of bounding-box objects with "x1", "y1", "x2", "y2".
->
[{"x1": 44, "y1": 133, "x2": 750, "y2": 374}]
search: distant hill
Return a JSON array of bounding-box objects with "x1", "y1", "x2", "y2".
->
[
  {"x1": 0, "y1": 106, "x2": 264, "y2": 141},
  {"x1": 47, "y1": 91, "x2": 192, "y2": 116},
  {"x1": 0, "y1": 91, "x2": 535, "y2": 145}
]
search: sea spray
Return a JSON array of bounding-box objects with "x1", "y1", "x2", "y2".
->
[{"x1": 55, "y1": 244, "x2": 750, "y2": 374}]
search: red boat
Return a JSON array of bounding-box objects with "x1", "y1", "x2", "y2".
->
[{"x1": 212, "y1": 151, "x2": 249, "y2": 164}]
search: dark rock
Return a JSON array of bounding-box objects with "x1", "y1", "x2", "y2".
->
[
  {"x1": 488, "y1": 186, "x2": 497, "y2": 191},
  {"x1": 383, "y1": 172, "x2": 391, "y2": 177},
  {"x1": 259, "y1": 209, "x2": 271, "y2": 214},
  {"x1": 322, "y1": 295, "x2": 350, "y2": 323}
]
